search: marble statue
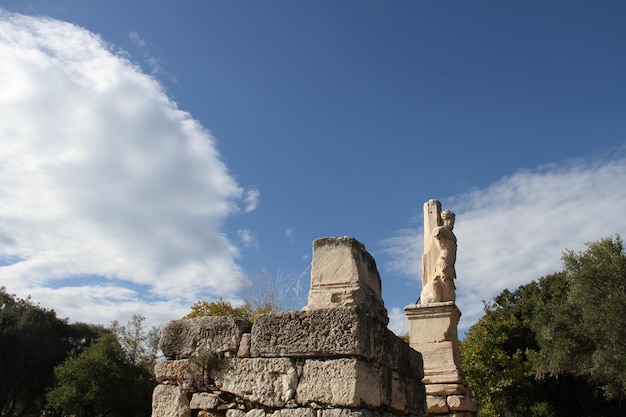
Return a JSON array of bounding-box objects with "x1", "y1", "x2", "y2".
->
[{"x1": 420, "y1": 200, "x2": 457, "y2": 304}]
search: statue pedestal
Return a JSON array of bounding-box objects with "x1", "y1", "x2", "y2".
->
[{"x1": 405, "y1": 302, "x2": 477, "y2": 416}]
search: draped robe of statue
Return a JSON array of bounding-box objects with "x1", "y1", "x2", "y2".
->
[{"x1": 420, "y1": 200, "x2": 457, "y2": 304}]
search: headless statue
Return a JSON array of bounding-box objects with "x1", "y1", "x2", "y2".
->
[{"x1": 420, "y1": 200, "x2": 457, "y2": 304}]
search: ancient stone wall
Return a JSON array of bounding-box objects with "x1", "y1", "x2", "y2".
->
[
  {"x1": 152, "y1": 237, "x2": 427, "y2": 417},
  {"x1": 153, "y1": 308, "x2": 426, "y2": 417}
]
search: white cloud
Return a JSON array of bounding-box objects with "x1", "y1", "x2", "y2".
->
[
  {"x1": 387, "y1": 306, "x2": 409, "y2": 336},
  {"x1": 382, "y1": 154, "x2": 626, "y2": 335},
  {"x1": 0, "y1": 11, "x2": 251, "y2": 326},
  {"x1": 237, "y1": 229, "x2": 259, "y2": 248},
  {"x1": 128, "y1": 31, "x2": 145, "y2": 48},
  {"x1": 242, "y1": 188, "x2": 260, "y2": 213}
]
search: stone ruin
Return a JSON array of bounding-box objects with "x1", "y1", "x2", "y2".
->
[{"x1": 152, "y1": 237, "x2": 428, "y2": 417}]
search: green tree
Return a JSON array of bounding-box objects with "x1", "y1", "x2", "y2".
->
[
  {"x1": 460, "y1": 282, "x2": 546, "y2": 417},
  {"x1": 461, "y1": 236, "x2": 626, "y2": 416},
  {"x1": 185, "y1": 268, "x2": 308, "y2": 322},
  {"x1": 533, "y1": 235, "x2": 626, "y2": 400},
  {"x1": 0, "y1": 287, "x2": 100, "y2": 417},
  {"x1": 47, "y1": 332, "x2": 154, "y2": 417},
  {"x1": 184, "y1": 298, "x2": 273, "y2": 322},
  {"x1": 110, "y1": 314, "x2": 161, "y2": 372}
]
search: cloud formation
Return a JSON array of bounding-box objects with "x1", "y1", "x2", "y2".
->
[
  {"x1": 0, "y1": 11, "x2": 252, "y2": 325},
  {"x1": 383, "y1": 154, "x2": 626, "y2": 334}
]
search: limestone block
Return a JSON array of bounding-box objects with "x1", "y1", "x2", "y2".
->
[
  {"x1": 426, "y1": 395, "x2": 448, "y2": 414},
  {"x1": 161, "y1": 316, "x2": 252, "y2": 359},
  {"x1": 404, "y1": 303, "x2": 460, "y2": 344},
  {"x1": 190, "y1": 393, "x2": 220, "y2": 410},
  {"x1": 447, "y1": 395, "x2": 477, "y2": 412},
  {"x1": 425, "y1": 383, "x2": 467, "y2": 396},
  {"x1": 244, "y1": 411, "x2": 266, "y2": 417},
  {"x1": 389, "y1": 371, "x2": 407, "y2": 412},
  {"x1": 405, "y1": 380, "x2": 428, "y2": 417},
  {"x1": 154, "y1": 359, "x2": 204, "y2": 385},
  {"x1": 211, "y1": 358, "x2": 298, "y2": 408},
  {"x1": 383, "y1": 335, "x2": 424, "y2": 380},
  {"x1": 225, "y1": 411, "x2": 246, "y2": 417},
  {"x1": 151, "y1": 384, "x2": 191, "y2": 417},
  {"x1": 237, "y1": 333, "x2": 251, "y2": 358},
  {"x1": 413, "y1": 341, "x2": 462, "y2": 384},
  {"x1": 304, "y1": 237, "x2": 388, "y2": 325},
  {"x1": 251, "y1": 307, "x2": 399, "y2": 364},
  {"x1": 296, "y1": 358, "x2": 383, "y2": 408}
]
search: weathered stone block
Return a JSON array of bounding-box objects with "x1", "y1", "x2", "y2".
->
[
  {"x1": 160, "y1": 316, "x2": 252, "y2": 359},
  {"x1": 426, "y1": 395, "x2": 448, "y2": 414},
  {"x1": 383, "y1": 334, "x2": 424, "y2": 380},
  {"x1": 389, "y1": 371, "x2": 407, "y2": 412},
  {"x1": 190, "y1": 393, "x2": 220, "y2": 410},
  {"x1": 251, "y1": 307, "x2": 378, "y2": 359},
  {"x1": 425, "y1": 383, "x2": 467, "y2": 396},
  {"x1": 152, "y1": 384, "x2": 191, "y2": 417},
  {"x1": 237, "y1": 333, "x2": 251, "y2": 358},
  {"x1": 447, "y1": 395, "x2": 477, "y2": 412},
  {"x1": 154, "y1": 359, "x2": 204, "y2": 386},
  {"x1": 405, "y1": 378, "x2": 428, "y2": 417},
  {"x1": 304, "y1": 237, "x2": 388, "y2": 325},
  {"x1": 296, "y1": 358, "x2": 383, "y2": 408},
  {"x1": 211, "y1": 358, "x2": 298, "y2": 408},
  {"x1": 415, "y1": 341, "x2": 462, "y2": 384}
]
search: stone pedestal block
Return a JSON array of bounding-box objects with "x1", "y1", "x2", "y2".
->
[
  {"x1": 405, "y1": 302, "x2": 476, "y2": 415},
  {"x1": 404, "y1": 302, "x2": 461, "y2": 384},
  {"x1": 304, "y1": 237, "x2": 388, "y2": 325}
]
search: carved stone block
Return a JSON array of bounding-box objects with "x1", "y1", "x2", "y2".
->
[{"x1": 304, "y1": 237, "x2": 388, "y2": 325}]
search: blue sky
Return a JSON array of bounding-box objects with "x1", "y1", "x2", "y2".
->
[{"x1": 1, "y1": 1, "x2": 625, "y2": 335}]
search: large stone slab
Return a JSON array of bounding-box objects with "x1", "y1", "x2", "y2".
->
[
  {"x1": 161, "y1": 316, "x2": 252, "y2": 359},
  {"x1": 304, "y1": 237, "x2": 388, "y2": 325},
  {"x1": 296, "y1": 358, "x2": 383, "y2": 408},
  {"x1": 211, "y1": 358, "x2": 298, "y2": 408},
  {"x1": 151, "y1": 384, "x2": 191, "y2": 417},
  {"x1": 251, "y1": 307, "x2": 379, "y2": 359},
  {"x1": 190, "y1": 393, "x2": 220, "y2": 410},
  {"x1": 154, "y1": 359, "x2": 204, "y2": 386}
]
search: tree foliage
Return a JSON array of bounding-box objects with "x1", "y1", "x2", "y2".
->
[
  {"x1": 47, "y1": 333, "x2": 153, "y2": 417},
  {"x1": 460, "y1": 236, "x2": 626, "y2": 417},
  {"x1": 533, "y1": 235, "x2": 626, "y2": 400},
  {"x1": 184, "y1": 298, "x2": 273, "y2": 322},
  {"x1": 0, "y1": 287, "x2": 101, "y2": 417},
  {"x1": 110, "y1": 314, "x2": 161, "y2": 372},
  {"x1": 185, "y1": 268, "x2": 308, "y2": 322}
]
